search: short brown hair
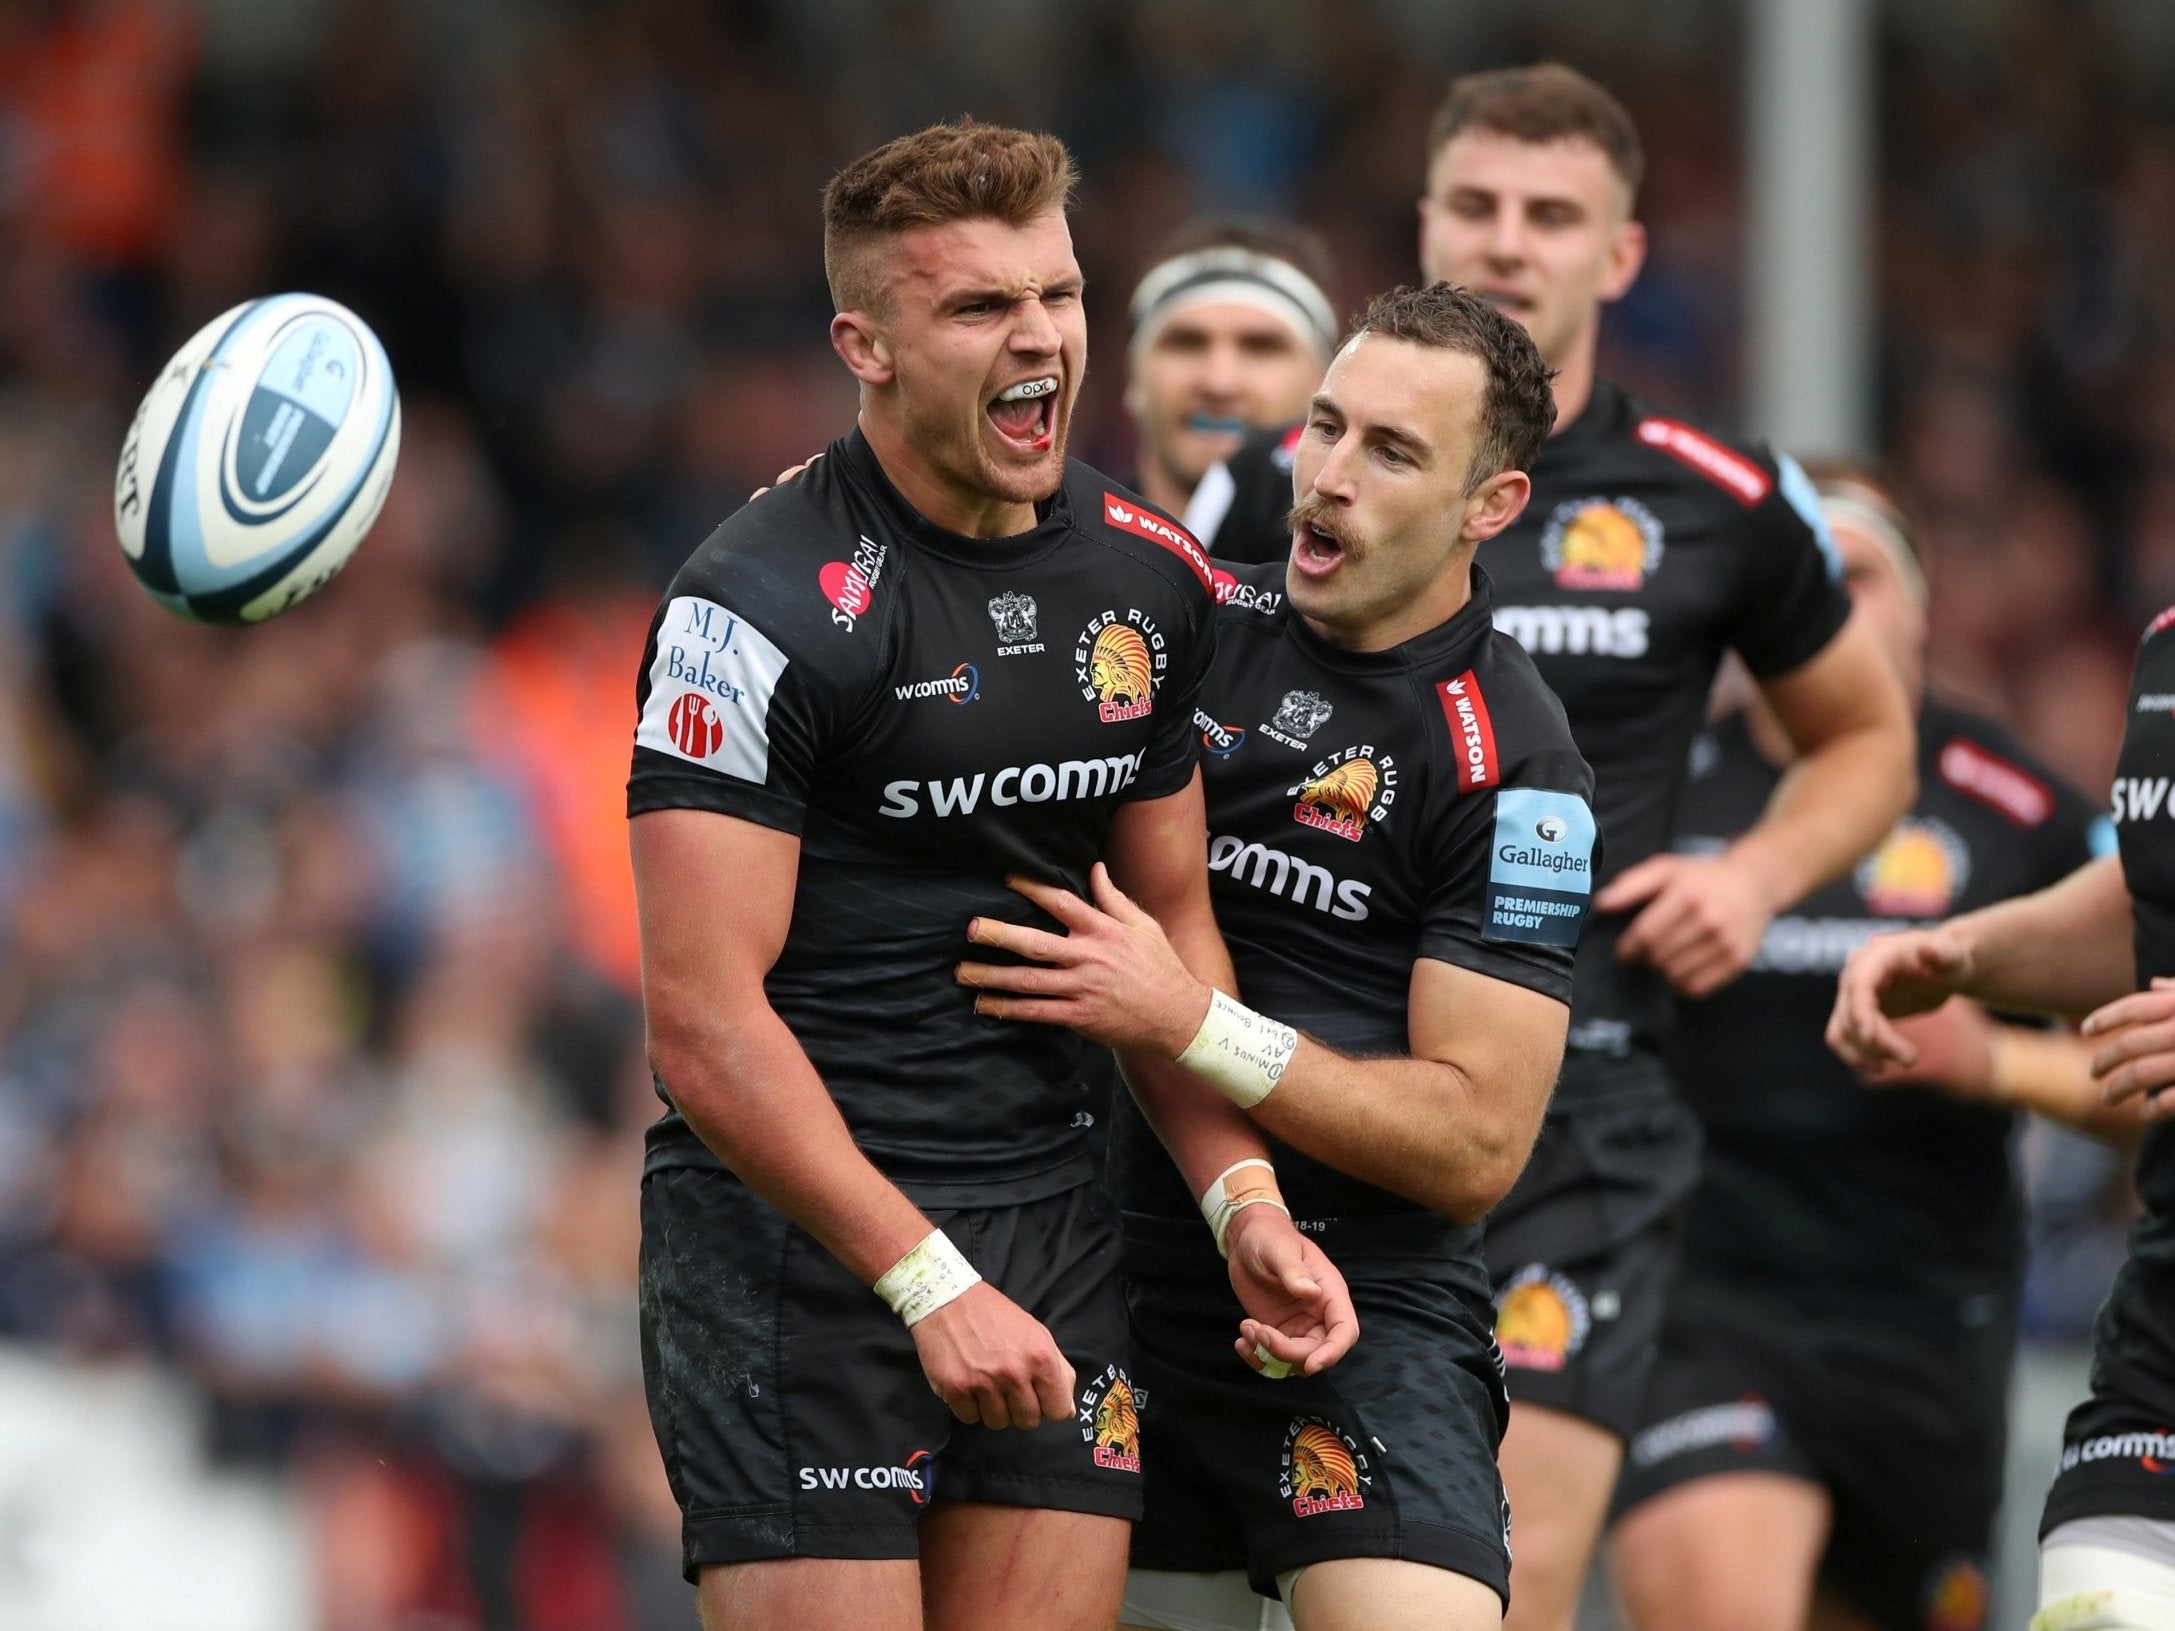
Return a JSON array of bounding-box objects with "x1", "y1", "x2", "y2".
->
[
  {"x1": 1350, "y1": 283, "x2": 1558, "y2": 491},
  {"x1": 1427, "y1": 64, "x2": 1644, "y2": 199},
  {"x1": 821, "y1": 120, "x2": 1078, "y2": 313}
]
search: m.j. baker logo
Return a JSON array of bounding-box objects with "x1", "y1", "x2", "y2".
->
[
  {"x1": 1288, "y1": 747, "x2": 1397, "y2": 842},
  {"x1": 1077, "y1": 1364, "x2": 1142, "y2": 1473},
  {"x1": 1279, "y1": 1418, "x2": 1371, "y2": 1516},
  {"x1": 821, "y1": 535, "x2": 887, "y2": 631},
  {"x1": 636, "y1": 596, "x2": 790, "y2": 783},
  {"x1": 1076, "y1": 608, "x2": 1166, "y2": 722}
]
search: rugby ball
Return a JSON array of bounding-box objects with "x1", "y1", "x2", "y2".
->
[{"x1": 114, "y1": 293, "x2": 401, "y2": 623}]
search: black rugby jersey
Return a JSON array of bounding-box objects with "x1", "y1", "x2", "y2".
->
[
  {"x1": 2094, "y1": 611, "x2": 2175, "y2": 1408},
  {"x1": 1111, "y1": 559, "x2": 1596, "y2": 1279},
  {"x1": 1198, "y1": 383, "x2": 1851, "y2": 1069},
  {"x1": 627, "y1": 429, "x2": 1217, "y2": 1205},
  {"x1": 1670, "y1": 699, "x2": 2108, "y2": 1324}
]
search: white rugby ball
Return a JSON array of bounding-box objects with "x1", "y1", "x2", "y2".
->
[{"x1": 114, "y1": 292, "x2": 401, "y2": 623}]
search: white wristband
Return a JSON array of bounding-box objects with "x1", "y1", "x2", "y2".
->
[
  {"x1": 1177, "y1": 989, "x2": 1299, "y2": 1109},
  {"x1": 872, "y1": 1229, "x2": 982, "y2": 1328},
  {"x1": 1199, "y1": 1157, "x2": 1289, "y2": 1258}
]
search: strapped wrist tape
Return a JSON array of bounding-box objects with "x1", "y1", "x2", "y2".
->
[
  {"x1": 1178, "y1": 989, "x2": 1299, "y2": 1109},
  {"x1": 1199, "y1": 1157, "x2": 1289, "y2": 1259},
  {"x1": 873, "y1": 1229, "x2": 981, "y2": 1328}
]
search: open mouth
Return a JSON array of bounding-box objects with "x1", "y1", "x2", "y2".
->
[
  {"x1": 1291, "y1": 520, "x2": 1349, "y2": 578},
  {"x1": 988, "y1": 376, "x2": 1058, "y2": 453}
]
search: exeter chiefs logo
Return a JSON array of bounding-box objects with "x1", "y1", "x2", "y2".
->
[
  {"x1": 1077, "y1": 1364, "x2": 1142, "y2": 1473},
  {"x1": 1288, "y1": 748, "x2": 1397, "y2": 842},
  {"x1": 988, "y1": 590, "x2": 1043, "y2": 653},
  {"x1": 1280, "y1": 1418, "x2": 1370, "y2": 1516},
  {"x1": 1540, "y1": 497, "x2": 1664, "y2": 591},
  {"x1": 1922, "y1": 1556, "x2": 1989, "y2": 1631},
  {"x1": 1075, "y1": 610, "x2": 1166, "y2": 723},
  {"x1": 1856, "y1": 818, "x2": 1969, "y2": 917},
  {"x1": 1494, "y1": 1265, "x2": 1592, "y2": 1372}
]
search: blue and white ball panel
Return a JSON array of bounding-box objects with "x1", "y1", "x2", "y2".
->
[
  {"x1": 635, "y1": 596, "x2": 791, "y2": 784},
  {"x1": 114, "y1": 292, "x2": 400, "y2": 623},
  {"x1": 1484, "y1": 788, "x2": 1598, "y2": 947}
]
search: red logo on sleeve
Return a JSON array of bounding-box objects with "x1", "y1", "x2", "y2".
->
[
  {"x1": 1439, "y1": 672, "x2": 1498, "y2": 792},
  {"x1": 1103, "y1": 492, "x2": 1213, "y2": 594},
  {"x1": 1938, "y1": 737, "x2": 2052, "y2": 828},
  {"x1": 1634, "y1": 418, "x2": 1772, "y2": 507},
  {"x1": 667, "y1": 693, "x2": 724, "y2": 759}
]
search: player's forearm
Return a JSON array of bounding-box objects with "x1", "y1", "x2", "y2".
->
[
  {"x1": 1946, "y1": 856, "x2": 2137, "y2": 1018},
  {"x1": 1250, "y1": 1040, "x2": 1551, "y2": 1224},
  {"x1": 1987, "y1": 1024, "x2": 2142, "y2": 1143},
  {"x1": 648, "y1": 1007, "x2": 934, "y2": 1285},
  {"x1": 1730, "y1": 716, "x2": 1916, "y2": 912},
  {"x1": 1120, "y1": 903, "x2": 1280, "y2": 1199}
]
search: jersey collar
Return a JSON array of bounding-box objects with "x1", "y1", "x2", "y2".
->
[
  {"x1": 836, "y1": 428, "x2": 1076, "y2": 566},
  {"x1": 1285, "y1": 562, "x2": 1502, "y2": 676}
]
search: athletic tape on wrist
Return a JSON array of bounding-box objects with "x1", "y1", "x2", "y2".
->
[
  {"x1": 872, "y1": 1229, "x2": 981, "y2": 1328},
  {"x1": 1178, "y1": 989, "x2": 1299, "y2": 1109},
  {"x1": 1199, "y1": 1157, "x2": 1289, "y2": 1258}
]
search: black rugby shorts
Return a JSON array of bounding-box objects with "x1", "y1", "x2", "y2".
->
[
  {"x1": 2041, "y1": 1257, "x2": 2175, "y2": 1535},
  {"x1": 1612, "y1": 1278, "x2": 2015, "y2": 1631},
  {"x1": 1480, "y1": 1048, "x2": 1702, "y2": 1438},
  {"x1": 1122, "y1": 1212, "x2": 1513, "y2": 1607},
  {"x1": 638, "y1": 1168, "x2": 1141, "y2": 1578}
]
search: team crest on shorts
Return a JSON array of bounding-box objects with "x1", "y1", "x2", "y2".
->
[
  {"x1": 1279, "y1": 1417, "x2": 1371, "y2": 1516},
  {"x1": 1287, "y1": 747, "x2": 1397, "y2": 842},
  {"x1": 1078, "y1": 1364, "x2": 1142, "y2": 1473},
  {"x1": 1921, "y1": 1555, "x2": 1989, "y2": 1631},
  {"x1": 1075, "y1": 610, "x2": 1164, "y2": 723},
  {"x1": 1540, "y1": 497, "x2": 1664, "y2": 591},
  {"x1": 1494, "y1": 1265, "x2": 1592, "y2": 1372}
]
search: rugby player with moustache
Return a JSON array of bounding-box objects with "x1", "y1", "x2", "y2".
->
[
  {"x1": 1184, "y1": 66, "x2": 1916, "y2": 1629},
  {"x1": 1608, "y1": 466, "x2": 2114, "y2": 1631},
  {"x1": 962, "y1": 282, "x2": 1593, "y2": 1631},
  {"x1": 627, "y1": 122, "x2": 1355, "y2": 1631}
]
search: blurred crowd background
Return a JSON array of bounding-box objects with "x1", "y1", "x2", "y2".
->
[{"x1": 0, "y1": 0, "x2": 2169, "y2": 1625}]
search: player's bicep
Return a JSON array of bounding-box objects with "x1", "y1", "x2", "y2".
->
[
  {"x1": 630, "y1": 808, "x2": 800, "y2": 1031},
  {"x1": 1753, "y1": 608, "x2": 1910, "y2": 757},
  {"x1": 1107, "y1": 767, "x2": 1220, "y2": 929},
  {"x1": 1407, "y1": 958, "x2": 1565, "y2": 1127}
]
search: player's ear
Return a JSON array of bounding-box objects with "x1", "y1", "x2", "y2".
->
[
  {"x1": 832, "y1": 311, "x2": 895, "y2": 386},
  {"x1": 1462, "y1": 468, "x2": 1531, "y2": 545},
  {"x1": 1600, "y1": 217, "x2": 1647, "y2": 303}
]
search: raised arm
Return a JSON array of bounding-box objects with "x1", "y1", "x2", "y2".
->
[{"x1": 632, "y1": 808, "x2": 1075, "y2": 1429}]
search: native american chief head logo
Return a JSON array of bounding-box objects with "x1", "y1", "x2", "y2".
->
[
  {"x1": 1293, "y1": 755, "x2": 1378, "y2": 842},
  {"x1": 1089, "y1": 624, "x2": 1154, "y2": 721}
]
